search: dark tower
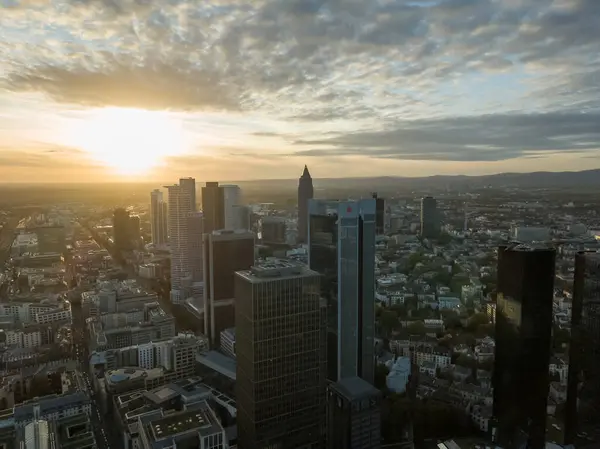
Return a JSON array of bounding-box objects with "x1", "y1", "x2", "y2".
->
[
  {"x1": 493, "y1": 244, "x2": 555, "y2": 449},
  {"x1": 202, "y1": 181, "x2": 225, "y2": 233},
  {"x1": 297, "y1": 165, "x2": 314, "y2": 244},
  {"x1": 113, "y1": 208, "x2": 131, "y2": 251}
]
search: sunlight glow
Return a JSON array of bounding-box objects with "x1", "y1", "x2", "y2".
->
[{"x1": 71, "y1": 108, "x2": 187, "y2": 175}]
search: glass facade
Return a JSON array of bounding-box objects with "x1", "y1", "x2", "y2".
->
[{"x1": 493, "y1": 245, "x2": 555, "y2": 449}]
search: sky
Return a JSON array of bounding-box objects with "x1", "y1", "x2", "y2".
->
[{"x1": 0, "y1": 0, "x2": 599, "y2": 182}]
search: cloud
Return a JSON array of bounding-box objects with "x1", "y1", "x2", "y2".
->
[
  {"x1": 292, "y1": 111, "x2": 600, "y2": 161},
  {"x1": 0, "y1": 0, "x2": 599, "y2": 164}
]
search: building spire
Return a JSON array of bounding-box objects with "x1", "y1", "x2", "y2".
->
[{"x1": 301, "y1": 165, "x2": 311, "y2": 178}]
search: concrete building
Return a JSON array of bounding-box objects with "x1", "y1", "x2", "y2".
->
[
  {"x1": 219, "y1": 328, "x2": 235, "y2": 359},
  {"x1": 179, "y1": 177, "x2": 197, "y2": 212},
  {"x1": 166, "y1": 181, "x2": 195, "y2": 304},
  {"x1": 203, "y1": 230, "x2": 254, "y2": 345},
  {"x1": 327, "y1": 376, "x2": 381, "y2": 449},
  {"x1": 150, "y1": 189, "x2": 168, "y2": 246},
  {"x1": 512, "y1": 226, "x2": 551, "y2": 242},
  {"x1": 187, "y1": 212, "x2": 204, "y2": 284},
  {"x1": 259, "y1": 217, "x2": 287, "y2": 244},
  {"x1": 16, "y1": 412, "x2": 96, "y2": 449},
  {"x1": 222, "y1": 185, "x2": 241, "y2": 231},
  {"x1": 235, "y1": 260, "x2": 326, "y2": 449}
]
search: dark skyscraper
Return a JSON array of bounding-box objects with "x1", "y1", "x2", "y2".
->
[
  {"x1": 371, "y1": 192, "x2": 385, "y2": 235},
  {"x1": 565, "y1": 252, "x2": 600, "y2": 445},
  {"x1": 309, "y1": 199, "x2": 376, "y2": 384},
  {"x1": 202, "y1": 181, "x2": 225, "y2": 233},
  {"x1": 493, "y1": 244, "x2": 556, "y2": 449},
  {"x1": 235, "y1": 260, "x2": 326, "y2": 449},
  {"x1": 113, "y1": 208, "x2": 131, "y2": 251},
  {"x1": 150, "y1": 189, "x2": 168, "y2": 246},
  {"x1": 297, "y1": 165, "x2": 314, "y2": 243},
  {"x1": 420, "y1": 196, "x2": 439, "y2": 238},
  {"x1": 203, "y1": 230, "x2": 254, "y2": 345}
]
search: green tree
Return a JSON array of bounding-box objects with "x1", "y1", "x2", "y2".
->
[
  {"x1": 466, "y1": 312, "x2": 489, "y2": 332},
  {"x1": 380, "y1": 310, "x2": 400, "y2": 335},
  {"x1": 442, "y1": 311, "x2": 462, "y2": 330},
  {"x1": 375, "y1": 364, "x2": 390, "y2": 391},
  {"x1": 406, "y1": 320, "x2": 426, "y2": 335}
]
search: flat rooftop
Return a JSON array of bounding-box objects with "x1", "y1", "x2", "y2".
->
[
  {"x1": 330, "y1": 376, "x2": 381, "y2": 401},
  {"x1": 236, "y1": 259, "x2": 318, "y2": 282}
]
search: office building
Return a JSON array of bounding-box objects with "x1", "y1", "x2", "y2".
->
[
  {"x1": 327, "y1": 376, "x2": 382, "y2": 449},
  {"x1": 202, "y1": 182, "x2": 225, "y2": 233},
  {"x1": 129, "y1": 215, "x2": 141, "y2": 247},
  {"x1": 420, "y1": 196, "x2": 439, "y2": 239},
  {"x1": 166, "y1": 181, "x2": 195, "y2": 304},
  {"x1": 222, "y1": 184, "x2": 241, "y2": 230},
  {"x1": 138, "y1": 400, "x2": 227, "y2": 449},
  {"x1": 235, "y1": 260, "x2": 326, "y2": 449},
  {"x1": 187, "y1": 212, "x2": 204, "y2": 283},
  {"x1": 32, "y1": 225, "x2": 66, "y2": 254},
  {"x1": 259, "y1": 216, "x2": 287, "y2": 244},
  {"x1": 150, "y1": 189, "x2": 168, "y2": 246},
  {"x1": 308, "y1": 199, "x2": 376, "y2": 384},
  {"x1": 113, "y1": 208, "x2": 132, "y2": 251},
  {"x1": 16, "y1": 410, "x2": 97, "y2": 449},
  {"x1": 203, "y1": 230, "x2": 254, "y2": 345},
  {"x1": 297, "y1": 165, "x2": 314, "y2": 243},
  {"x1": 564, "y1": 252, "x2": 600, "y2": 446},
  {"x1": 371, "y1": 192, "x2": 385, "y2": 236},
  {"x1": 179, "y1": 177, "x2": 197, "y2": 212},
  {"x1": 220, "y1": 328, "x2": 236, "y2": 359},
  {"x1": 231, "y1": 205, "x2": 251, "y2": 231},
  {"x1": 493, "y1": 244, "x2": 556, "y2": 449}
]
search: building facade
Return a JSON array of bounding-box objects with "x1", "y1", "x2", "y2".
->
[
  {"x1": 222, "y1": 184, "x2": 241, "y2": 230},
  {"x1": 150, "y1": 189, "x2": 168, "y2": 246},
  {"x1": 235, "y1": 260, "x2": 326, "y2": 449},
  {"x1": 203, "y1": 230, "x2": 255, "y2": 345},
  {"x1": 492, "y1": 244, "x2": 555, "y2": 449},
  {"x1": 420, "y1": 196, "x2": 439, "y2": 239},
  {"x1": 202, "y1": 182, "x2": 225, "y2": 234},
  {"x1": 297, "y1": 165, "x2": 314, "y2": 244},
  {"x1": 187, "y1": 212, "x2": 204, "y2": 284}
]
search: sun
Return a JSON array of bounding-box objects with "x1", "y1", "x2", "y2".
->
[{"x1": 71, "y1": 107, "x2": 187, "y2": 175}]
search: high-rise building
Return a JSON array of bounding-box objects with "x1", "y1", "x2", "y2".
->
[
  {"x1": 202, "y1": 182, "x2": 225, "y2": 233},
  {"x1": 259, "y1": 216, "x2": 287, "y2": 244},
  {"x1": 113, "y1": 208, "x2": 131, "y2": 251},
  {"x1": 493, "y1": 244, "x2": 556, "y2": 449},
  {"x1": 187, "y1": 212, "x2": 204, "y2": 283},
  {"x1": 203, "y1": 230, "x2": 254, "y2": 345},
  {"x1": 564, "y1": 252, "x2": 600, "y2": 446},
  {"x1": 222, "y1": 184, "x2": 241, "y2": 230},
  {"x1": 166, "y1": 182, "x2": 194, "y2": 304},
  {"x1": 179, "y1": 177, "x2": 197, "y2": 212},
  {"x1": 420, "y1": 196, "x2": 439, "y2": 238},
  {"x1": 231, "y1": 205, "x2": 251, "y2": 231},
  {"x1": 371, "y1": 192, "x2": 385, "y2": 235},
  {"x1": 327, "y1": 376, "x2": 382, "y2": 449},
  {"x1": 308, "y1": 199, "x2": 376, "y2": 384},
  {"x1": 297, "y1": 165, "x2": 314, "y2": 244},
  {"x1": 150, "y1": 189, "x2": 168, "y2": 246},
  {"x1": 235, "y1": 260, "x2": 326, "y2": 449},
  {"x1": 129, "y1": 215, "x2": 141, "y2": 247}
]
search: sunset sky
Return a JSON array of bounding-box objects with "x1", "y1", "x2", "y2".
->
[{"x1": 1, "y1": 0, "x2": 599, "y2": 182}]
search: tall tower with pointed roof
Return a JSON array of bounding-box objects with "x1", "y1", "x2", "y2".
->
[{"x1": 297, "y1": 165, "x2": 314, "y2": 243}]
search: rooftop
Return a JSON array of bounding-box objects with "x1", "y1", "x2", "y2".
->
[
  {"x1": 236, "y1": 259, "x2": 318, "y2": 282},
  {"x1": 196, "y1": 350, "x2": 236, "y2": 380},
  {"x1": 330, "y1": 376, "x2": 381, "y2": 401}
]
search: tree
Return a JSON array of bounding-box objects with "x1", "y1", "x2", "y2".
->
[
  {"x1": 375, "y1": 364, "x2": 390, "y2": 391},
  {"x1": 466, "y1": 312, "x2": 489, "y2": 332},
  {"x1": 380, "y1": 310, "x2": 400, "y2": 335},
  {"x1": 406, "y1": 320, "x2": 426, "y2": 335},
  {"x1": 442, "y1": 311, "x2": 462, "y2": 330},
  {"x1": 455, "y1": 354, "x2": 477, "y2": 370}
]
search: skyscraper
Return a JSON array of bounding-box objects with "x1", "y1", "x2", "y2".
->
[
  {"x1": 371, "y1": 192, "x2": 385, "y2": 236},
  {"x1": 297, "y1": 165, "x2": 314, "y2": 244},
  {"x1": 565, "y1": 252, "x2": 600, "y2": 445},
  {"x1": 308, "y1": 198, "x2": 376, "y2": 384},
  {"x1": 222, "y1": 184, "x2": 241, "y2": 230},
  {"x1": 493, "y1": 244, "x2": 556, "y2": 449},
  {"x1": 202, "y1": 182, "x2": 225, "y2": 233},
  {"x1": 187, "y1": 212, "x2": 204, "y2": 283},
  {"x1": 179, "y1": 177, "x2": 197, "y2": 212},
  {"x1": 150, "y1": 189, "x2": 168, "y2": 246},
  {"x1": 166, "y1": 182, "x2": 194, "y2": 304},
  {"x1": 420, "y1": 196, "x2": 439, "y2": 238},
  {"x1": 203, "y1": 230, "x2": 254, "y2": 345},
  {"x1": 235, "y1": 260, "x2": 326, "y2": 449},
  {"x1": 113, "y1": 208, "x2": 131, "y2": 251}
]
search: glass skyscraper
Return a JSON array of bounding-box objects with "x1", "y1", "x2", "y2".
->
[{"x1": 308, "y1": 198, "x2": 376, "y2": 384}]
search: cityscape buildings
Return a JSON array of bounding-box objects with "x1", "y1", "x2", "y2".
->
[
  {"x1": 308, "y1": 198, "x2": 376, "y2": 384},
  {"x1": 150, "y1": 189, "x2": 168, "y2": 246},
  {"x1": 372, "y1": 192, "x2": 385, "y2": 236},
  {"x1": 113, "y1": 207, "x2": 132, "y2": 251},
  {"x1": 235, "y1": 259, "x2": 326, "y2": 449},
  {"x1": 179, "y1": 177, "x2": 197, "y2": 212},
  {"x1": 202, "y1": 182, "x2": 225, "y2": 234},
  {"x1": 297, "y1": 165, "x2": 314, "y2": 244},
  {"x1": 493, "y1": 244, "x2": 556, "y2": 449},
  {"x1": 222, "y1": 184, "x2": 241, "y2": 230},
  {"x1": 187, "y1": 211, "x2": 204, "y2": 284},
  {"x1": 203, "y1": 229, "x2": 255, "y2": 346},
  {"x1": 420, "y1": 196, "x2": 439, "y2": 239}
]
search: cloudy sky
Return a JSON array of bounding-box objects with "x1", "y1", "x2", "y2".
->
[{"x1": 1, "y1": 0, "x2": 599, "y2": 182}]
